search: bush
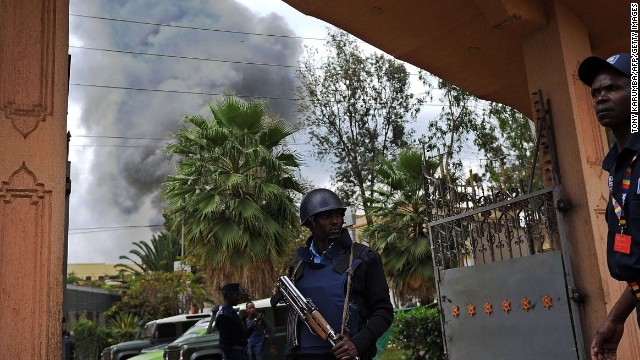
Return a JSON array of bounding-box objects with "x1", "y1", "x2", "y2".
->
[
  {"x1": 72, "y1": 316, "x2": 137, "y2": 360},
  {"x1": 390, "y1": 306, "x2": 444, "y2": 359},
  {"x1": 115, "y1": 271, "x2": 207, "y2": 320},
  {"x1": 73, "y1": 318, "x2": 107, "y2": 360}
]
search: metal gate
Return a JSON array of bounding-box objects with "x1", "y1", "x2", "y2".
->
[{"x1": 426, "y1": 181, "x2": 585, "y2": 359}]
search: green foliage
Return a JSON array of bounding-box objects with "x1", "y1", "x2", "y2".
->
[
  {"x1": 115, "y1": 270, "x2": 208, "y2": 321},
  {"x1": 363, "y1": 150, "x2": 437, "y2": 303},
  {"x1": 162, "y1": 95, "x2": 305, "y2": 297},
  {"x1": 108, "y1": 312, "x2": 140, "y2": 331},
  {"x1": 476, "y1": 103, "x2": 536, "y2": 189},
  {"x1": 390, "y1": 306, "x2": 444, "y2": 360},
  {"x1": 73, "y1": 318, "x2": 104, "y2": 360},
  {"x1": 296, "y1": 29, "x2": 423, "y2": 223},
  {"x1": 66, "y1": 271, "x2": 81, "y2": 285},
  {"x1": 422, "y1": 78, "x2": 535, "y2": 189},
  {"x1": 116, "y1": 232, "x2": 181, "y2": 275},
  {"x1": 423, "y1": 79, "x2": 481, "y2": 184},
  {"x1": 73, "y1": 317, "x2": 137, "y2": 360},
  {"x1": 82, "y1": 279, "x2": 119, "y2": 291}
]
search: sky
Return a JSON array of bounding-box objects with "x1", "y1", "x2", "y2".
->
[{"x1": 66, "y1": 0, "x2": 440, "y2": 264}]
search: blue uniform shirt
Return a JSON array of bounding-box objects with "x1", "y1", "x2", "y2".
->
[
  {"x1": 245, "y1": 313, "x2": 274, "y2": 356},
  {"x1": 602, "y1": 132, "x2": 640, "y2": 281}
]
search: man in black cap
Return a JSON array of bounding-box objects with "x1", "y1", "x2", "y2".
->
[
  {"x1": 215, "y1": 283, "x2": 255, "y2": 360},
  {"x1": 277, "y1": 188, "x2": 393, "y2": 360},
  {"x1": 577, "y1": 53, "x2": 637, "y2": 359}
]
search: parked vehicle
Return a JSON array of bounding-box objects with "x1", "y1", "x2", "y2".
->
[
  {"x1": 101, "y1": 313, "x2": 210, "y2": 360},
  {"x1": 163, "y1": 298, "x2": 287, "y2": 360},
  {"x1": 127, "y1": 318, "x2": 214, "y2": 360},
  {"x1": 126, "y1": 343, "x2": 168, "y2": 360}
]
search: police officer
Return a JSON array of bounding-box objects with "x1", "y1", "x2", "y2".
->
[
  {"x1": 215, "y1": 283, "x2": 255, "y2": 360},
  {"x1": 577, "y1": 53, "x2": 637, "y2": 360},
  {"x1": 244, "y1": 301, "x2": 275, "y2": 360},
  {"x1": 282, "y1": 188, "x2": 393, "y2": 360}
]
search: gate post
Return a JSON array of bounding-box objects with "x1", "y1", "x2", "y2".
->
[
  {"x1": 0, "y1": 1, "x2": 70, "y2": 358},
  {"x1": 522, "y1": 0, "x2": 640, "y2": 357}
]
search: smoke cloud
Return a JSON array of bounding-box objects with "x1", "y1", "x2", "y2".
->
[{"x1": 68, "y1": 0, "x2": 303, "y2": 263}]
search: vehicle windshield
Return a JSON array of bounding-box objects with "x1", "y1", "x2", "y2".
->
[
  {"x1": 173, "y1": 318, "x2": 212, "y2": 342},
  {"x1": 138, "y1": 322, "x2": 156, "y2": 340},
  {"x1": 140, "y1": 343, "x2": 167, "y2": 353}
]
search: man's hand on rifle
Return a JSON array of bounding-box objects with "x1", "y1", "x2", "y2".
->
[{"x1": 331, "y1": 334, "x2": 358, "y2": 360}]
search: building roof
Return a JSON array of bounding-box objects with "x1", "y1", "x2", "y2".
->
[{"x1": 283, "y1": 0, "x2": 629, "y2": 117}]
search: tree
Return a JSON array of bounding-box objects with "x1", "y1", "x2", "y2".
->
[
  {"x1": 422, "y1": 79, "x2": 479, "y2": 184},
  {"x1": 296, "y1": 29, "x2": 423, "y2": 225},
  {"x1": 475, "y1": 103, "x2": 536, "y2": 189},
  {"x1": 114, "y1": 271, "x2": 208, "y2": 321},
  {"x1": 161, "y1": 95, "x2": 305, "y2": 298},
  {"x1": 423, "y1": 77, "x2": 535, "y2": 189},
  {"x1": 362, "y1": 150, "x2": 438, "y2": 304},
  {"x1": 116, "y1": 232, "x2": 181, "y2": 275}
]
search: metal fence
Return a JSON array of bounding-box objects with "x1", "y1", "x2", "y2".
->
[{"x1": 425, "y1": 178, "x2": 560, "y2": 270}]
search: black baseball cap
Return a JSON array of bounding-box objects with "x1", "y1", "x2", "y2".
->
[
  {"x1": 221, "y1": 283, "x2": 247, "y2": 295},
  {"x1": 578, "y1": 53, "x2": 631, "y2": 87}
]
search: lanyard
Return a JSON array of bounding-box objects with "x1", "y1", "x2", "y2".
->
[{"x1": 610, "y1": 152, "x2": 638, "y2": 231}]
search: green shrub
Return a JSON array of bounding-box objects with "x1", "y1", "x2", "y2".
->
[
  {"x1": 73, "y1": 318, "x2": 107, "y2": 360},
  {"x1": 108, "y1": 312, "x2": 140, "y2": 331},
  {"x1": 66, "y1": 271, "x2": 82, "y2": 285},
  {"x1": 72, "y1": 316, "x2": 138, "y2": 359},
  {"x1": 390, "y1": 306, "x2": 444, "y2": 360}
]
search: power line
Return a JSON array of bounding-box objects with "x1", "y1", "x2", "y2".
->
[
  {"x1": 69, "y1": 224, "x2": 165, "y2": 235},
  {"x1": 70, "y1": 224, "x2": 164, "y2": 231},
  {"x1": 69, "y1": 83, "x2": 298, "y2": 100},
  {"x1": 73, "y1": 134, "x2": 311, "y2": 143},
  {"x1": 70, "y1": 83, "x2": 445, "y2": 107},
  {"x1": 69, "y1": 144, "x2": 164, "y2": 148},
  {"x1": 69, "y1": 45, "x2": 426, "y2": 77},
  {"x1": 69, "y1": 13, "x2": 325, "y2": 41},
  {"x1": 73, "y1": 135, "x2": 170, "y2": 140},
  {"x1": 69, "y1": 45, "x2": 298, "y2": 69}
]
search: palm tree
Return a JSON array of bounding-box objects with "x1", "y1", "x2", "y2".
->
[
  {"x1": 116, "y1": 232, "x2": 181, "y2": 274},
  {"x1": 362, "y1": 150, "x2": 437, "y2": 304},
  {"x1": 161, "y1": 95, "x2": 305, "y2": 298}
]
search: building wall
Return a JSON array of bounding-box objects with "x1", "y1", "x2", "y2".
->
[
  {"x1": 64, "y1": 285, "x2": 122, "y2": 330},
  {"x1": 67, "y1": 263, "x2": 123, "y2": 281}
]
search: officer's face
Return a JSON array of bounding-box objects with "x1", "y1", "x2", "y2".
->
[
  {"x1": 246, "y1": 303, "x2": 256, "y2": 317},
  {"x1": 227, "y1": 291, "x2": 248, "y2": 306},
  {"x1": 311, "y1": 209, "x2": 344, "y2": 240},
  {"x1": 591, "y1": 69, "x2": 631, "y2": 130}
]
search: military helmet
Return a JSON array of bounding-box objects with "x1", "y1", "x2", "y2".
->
[{"x1": 299, "y1": 188, "x2": 346, "y2": 225}]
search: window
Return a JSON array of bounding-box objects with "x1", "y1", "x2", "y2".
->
[{"x1": 155, "y1": 323, "x2": 178, "y2": 339}]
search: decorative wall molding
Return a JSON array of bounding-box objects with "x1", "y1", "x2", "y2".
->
[
  {"x1": 0, "y1": 0, "x2": 56, "y2": 138},
  {"x1": 0, "y1": 162, "x2": 52, "y2": 358},
  {"x1": 0, "y1": 162, "x2": 51, "y2": 204}
]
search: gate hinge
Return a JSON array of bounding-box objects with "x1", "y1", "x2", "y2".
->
[{"x1": 568, "y1": 287, "x2": 583, "y2": 302}]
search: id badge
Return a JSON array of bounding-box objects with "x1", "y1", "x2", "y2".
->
[{"x1": 614, "y1": 233, "x2": 632, "y2": 254}]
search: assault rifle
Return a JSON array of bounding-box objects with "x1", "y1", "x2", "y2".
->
[{"x1": 274, "y1": 275, "x2": 360, "y2": 360}]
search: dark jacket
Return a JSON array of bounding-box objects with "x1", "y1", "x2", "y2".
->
[
  {"x1": 215, "y1": 304, "x2": 255, "y2": 359},
  {"x1": 602, "y1": 132, "x2": 640, "y2": 281},
  {"x1": 289, "y1": 230, "x2": 394, "y2": 359}
]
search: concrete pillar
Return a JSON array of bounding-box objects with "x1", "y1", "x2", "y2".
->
[
  {"x1": 522, "y1": 0, "x2": 640, "y2": 358},
  {"x1": 0, "y1": 0, "x2": 69, "y2": 359}
]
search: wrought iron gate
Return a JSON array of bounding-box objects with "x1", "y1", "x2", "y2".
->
[{"x1": 425, "y1": 179, "x2": 585, "y2": 360}]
